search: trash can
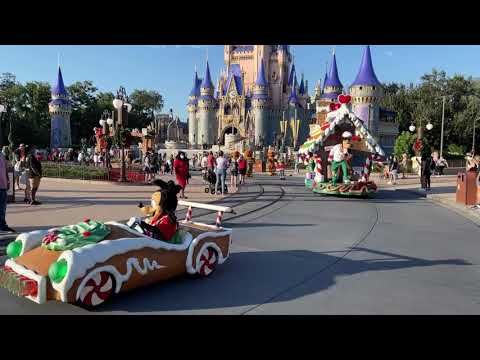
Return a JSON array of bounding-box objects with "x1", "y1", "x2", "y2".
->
[{"x1": 456, "y1": 171, "x2": 478, "y2": 206}]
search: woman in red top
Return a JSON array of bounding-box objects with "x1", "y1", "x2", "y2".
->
[
  {"x1": 173, "y1": 151, "x2": 190, "y2": 199},
  {"x1": 237, "y1": 154, "x2": 247, "y2": 185}
]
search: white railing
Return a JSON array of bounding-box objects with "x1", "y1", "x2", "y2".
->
[{"x1": 178, "y1": 200, "x2": 235, "y2": 227}]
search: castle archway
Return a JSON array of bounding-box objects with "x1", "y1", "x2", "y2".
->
[{"x1": 220, "y1": 126, "x2": 239, "y2": 145}]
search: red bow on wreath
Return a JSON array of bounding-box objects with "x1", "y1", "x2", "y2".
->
[{"x1": 413, "y1": 138, "x2": 423, "y2": 153}]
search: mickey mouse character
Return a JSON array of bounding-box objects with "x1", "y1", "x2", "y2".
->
[{"x1": 128, "y1": 179, "x2": 182, "y2": 242}]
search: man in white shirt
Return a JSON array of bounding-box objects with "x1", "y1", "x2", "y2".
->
[{"x1": 328, "y1": 131, "x2": 353, "y2": 185}]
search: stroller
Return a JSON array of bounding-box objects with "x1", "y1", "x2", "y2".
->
[{"x1": 204, "y1": 169, "x2": 228, "y2": 194}]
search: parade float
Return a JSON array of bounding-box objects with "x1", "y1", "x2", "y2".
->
[
  {"x1": 0, "y1": 180, "x2": 233, "y2": 308},
  {"x1": 299, "y1": 95, "x2": 385, "y2": 197}
]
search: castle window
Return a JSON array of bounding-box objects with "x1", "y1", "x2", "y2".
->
[
  {"x1": 373, "y1": 86, "x2": 376, "y2": 90},
  {"x1": 359, "y1": 87, "x2": 363, "y2": 90},
  {"x1": 224, "y1": 104, "x2": 232, "y2": 115}
]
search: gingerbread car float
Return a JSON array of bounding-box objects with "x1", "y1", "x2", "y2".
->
[{"x1": 0, "y1": 201, "x2": 233, "y2": 308}]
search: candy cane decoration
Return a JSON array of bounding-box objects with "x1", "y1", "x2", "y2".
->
[
  {"x1": 185, "y1": 206, "x2": 193, "y2": 222},
  {"x1": 315, "y1": 156, "x2": 322, "y2": 174},
  {"x1": 361, "y1": 154, "x2": 373, "y2": 183},
  {"x1": 216, "y1": 211, "x2": 223, "y2": 227}
]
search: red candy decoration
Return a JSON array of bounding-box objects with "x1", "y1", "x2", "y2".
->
[
  {"x1": 83, "y1": 218, "x2": 91, "y2": 223},
  {"x1": 83, "y1": 231, "x2": 92, "y2": 237},
  {"x1": 338, "y1": 94, "x2": 352, "y2": 104},
  {"x1": 329, "y1": 103, "x2": 341, "y2": 111}
]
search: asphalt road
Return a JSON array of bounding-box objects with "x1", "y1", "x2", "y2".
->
[{"x1": 1, "y1": 175, "x2": 480, "y2": 314}]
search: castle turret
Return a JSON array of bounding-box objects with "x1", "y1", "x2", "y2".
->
[
  {"x1": 349, "y1": 45, "x2": 383, "y2": 134},
  {"x1": 314, "y1": 80, "x2": 322, "y2": 100},
  {"x1": 197, "y1": 61, "x2": 217, "y2": 146},
  {"x1": 321, "y1": 51, "x2": 343, "y2": 102},
  {"x1": 252, "y1": 60, "x2": 269, "y2": 145},
  {"x1": 49, "y1": 66, "x2": 72, "y2": 149},
  {"x1": 187, "y1": 69, "x2": 202, "y2": 147}
]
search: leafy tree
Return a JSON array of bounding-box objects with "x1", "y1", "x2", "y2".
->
[{"x1": 394, "y1": 131, "x2": 417, "y2": 158}]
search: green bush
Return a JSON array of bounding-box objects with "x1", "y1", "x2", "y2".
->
[
  {"x1": 394, "y1": 131, "x2": 417, "y2": 158},
  {"x1": 42, "y1": 163, "x2": 108, "y2": 180},
  {"x1": 447, "y1": 144, "x2": 466, "y2": 156}
]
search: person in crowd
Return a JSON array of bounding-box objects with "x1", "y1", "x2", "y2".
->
[
  {"x1": 13, "y1": 144, "x2": 27, "y2": 191},
  {"x1": 201, "y1": 152, "x2": 209, "y2": 178},
  {"x1": 401, "y1": 153, "x2": 408, "y2": 179},
  {"x1": 420, "y1": 152, "x2": 432, "y2": 191},
  {"x1": 277, "y1": 159, "x2": 286, "y2": 180},
  {"x1": 169, "y1": 154, "x2": 175, "y2": 175},
  {"x1": 238, "y1": 154, "x2": 247, "y2": 185},
  {"x1": 26, "y1": 145, "x2": 42, "y2": 205},
  {"x1": 435, "y1": 155, "x2": 448, "y2": 176},
  {"x1": 16, "y1": 145, "x2": 31, "y2": 204},
  {"x1": 215, "y1": 150, "x2": 227, "y2": 196},
  {"x1": 143, "y1": 151, "x2": 154, "y2": 184},
  {"x1": 173, "y1": 151, "x2": 190, "y2": 199},
  {"x1": 466, "y1": 152, "x2": 479, "y2": 172},
  {"x1": 207, "y1": 151, "x2": 215, "y2": 172},
  {"x1": 0, "y1": 150, "x2": 14, "y2": 232},
  {"x1": 388, "y1": 155, "x2": 399, "y2": 185},
  {"x1": 229, "y1": 153, "x2": 239, "y2": 193}
]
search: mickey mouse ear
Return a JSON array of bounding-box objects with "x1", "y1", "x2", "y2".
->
[{"x1": 153, "y1": 179, "x2": 168, "y2": 189}]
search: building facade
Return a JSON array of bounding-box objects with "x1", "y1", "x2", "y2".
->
[
  {"x1": 187, "y1": 45, "x2": 312, "y2": 148},
  {"x1": 48, "y1": 67, "x2": 72, "y2": 149}
]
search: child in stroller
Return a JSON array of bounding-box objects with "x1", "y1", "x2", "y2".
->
[{"x1": 204, "y1": 169, "x2": 228, "y2": 194}]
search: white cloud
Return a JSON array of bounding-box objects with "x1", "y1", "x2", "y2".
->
[{"x1": 384, "y1": 51, "x2": 393, "y2": 57}]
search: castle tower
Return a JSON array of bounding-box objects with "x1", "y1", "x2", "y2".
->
[
  {"x1": 349, "y1": 45, "x2": 383, "y2": 135},
  {"x1": 322, "y1": 50, "x2": 343, "y2": 102},
  {"x1": 187, "y1": 69, "x2": 202, "y2": 146},
  {"x1": 197, "y1": 61, "x2": 217, "y2": 146},
  {"x1": 252, "y1": 60, "x2": 269, "y2": 145},
  {"x1": 314, "y1": 80, "x2": 322, "y2": 101},
  {"x1": 48, "y1": 66, "x2": 72, "y2": 149}
]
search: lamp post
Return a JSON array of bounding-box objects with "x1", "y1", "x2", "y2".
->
[
  {"x1": 112, "y1": 86, "x2": 132, "y2": 183},
  {"x1": 99, "y1": 110, "x2": 113, "y2": 168}
]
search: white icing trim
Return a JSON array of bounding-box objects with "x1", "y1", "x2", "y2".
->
[
  {"x1": 4, "y1": 259, "x2": 47, "y2": 304},
  {"x1": 75, "y1": 257, "x2": 166, "y2": 301},
  {"x1": 185, "y1": 229, "x2": 232, "y2": 275},
  {"x1": 16, "y1": 230, "x2": 50, "y2": 256}
]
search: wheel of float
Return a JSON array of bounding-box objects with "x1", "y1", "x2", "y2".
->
[
  {"x1": 197, "y1": 247, "x2": 218, "y2": 277},
  {"x1": 78, "y1": 271, "x2": 115, "y2": 308}
]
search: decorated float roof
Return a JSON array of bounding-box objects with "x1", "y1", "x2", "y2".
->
[{"x1": 299, "y1": 100, "x2": 385, "y2": 157}]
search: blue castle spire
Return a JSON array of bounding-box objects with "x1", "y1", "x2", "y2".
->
[
  {"x1": 255, "y1": 60, "x2": 267, "y2": 86},
  {"x1": 299, "y1": 73, "x2": 305, "y2": 95},
  {"x1": 323, "y1": 52, "x2": 342, "y2": 89},
  {"x1": 289, "y1": 72, "x2": 300, "y2": 106},
  {"x1": 201, "y1": 61, "x2": 214, "y2": 89},
  {"x1": 351, "y1": 45, "x2": 381, "y2": 87},
  {"x1": 189, "y1": 70, "x2": 200, "y2": 97},
  {"x1": 52, "y1": 66, "x2": 68, "y2": 97},
  {"x1": 288, "y1": 63, "x2": 296, "y2": 86}
]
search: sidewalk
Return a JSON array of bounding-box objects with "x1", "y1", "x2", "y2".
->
[{"x1": 388, "y1": 180, "x2": 480, "y2": 226}]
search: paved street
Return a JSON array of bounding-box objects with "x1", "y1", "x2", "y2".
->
[{"x1": 1, "y1": 173, "x2": 480, "y2": 314}]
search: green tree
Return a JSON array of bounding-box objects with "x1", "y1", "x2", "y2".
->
[{"x1": 394, "y1": 131, "x2": 417, "y2": 158}]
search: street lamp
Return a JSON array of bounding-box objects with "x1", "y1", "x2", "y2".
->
[{"x1": 112, "y1": 86, "x2": 132, "y2": 183}]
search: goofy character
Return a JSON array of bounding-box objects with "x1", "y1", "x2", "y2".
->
[{"x1": 328, "y1": 131, "x2": 353, "y2": 185}]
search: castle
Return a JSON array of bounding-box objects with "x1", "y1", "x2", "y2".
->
[
  {"x1": 187, "y1": 45, "x2": 312, "y2": 149},
  {"x1": 48, "y1": 66, "x2": 72, "y2": 149},
  {"x1": 187, "y1": 45, "x2": 398, "y2": 155}
]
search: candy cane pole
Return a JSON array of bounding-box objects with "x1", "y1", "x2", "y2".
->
[
  {"x1": 216, "y1": 211, "x2": 223, "y2": 227},
  {"x1": 185, "y1": 206, "x2": 193, "y2": 222},
  {"x1": 361, "y1": 155, "x2": 372, "y2": 182}
]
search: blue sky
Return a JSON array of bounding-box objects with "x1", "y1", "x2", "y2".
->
[{"x1": 1, "y1": 45, "x2": 480, "y2": 120}]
